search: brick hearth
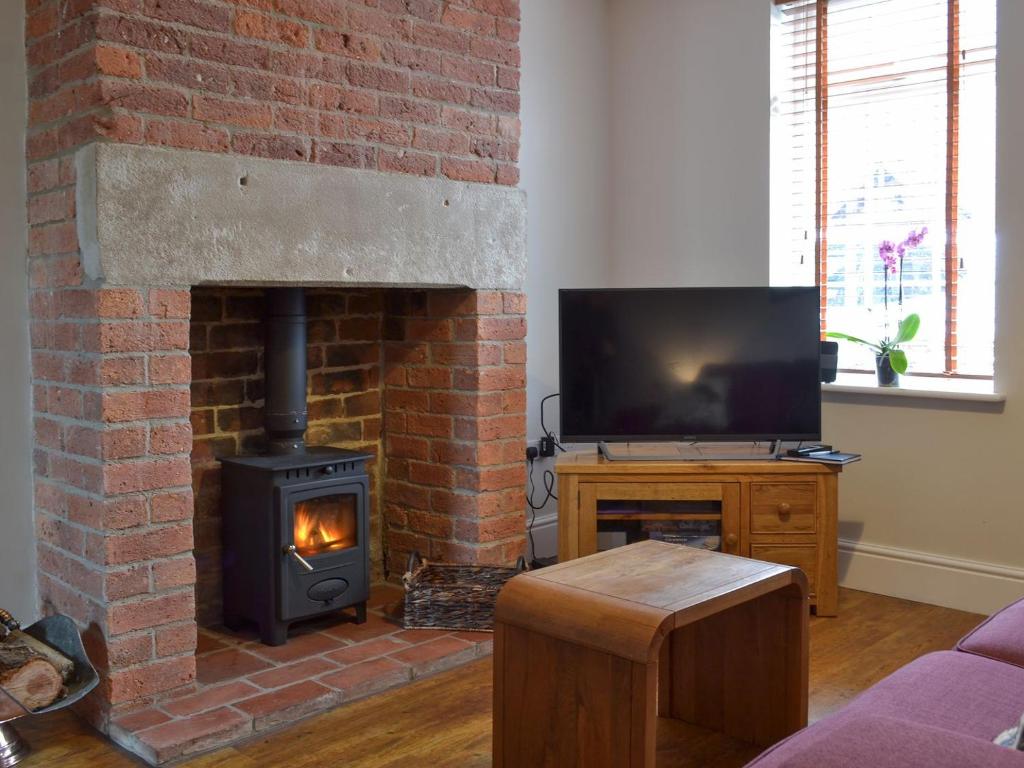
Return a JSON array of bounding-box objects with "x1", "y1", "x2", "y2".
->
[
  {"x1": 24, "y1": 0, "x2": 526, "y2": 757},
  {"x1": 110, "y1": 584, "x2": 493, "y2": 764}
]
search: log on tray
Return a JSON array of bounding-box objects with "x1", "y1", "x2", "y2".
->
[
  {"x1": 0, "y1": 645, "x2": 65, "y2": 719},
  {"x1": 3, "y1": 629, "x2": 74, "y2": 681}
]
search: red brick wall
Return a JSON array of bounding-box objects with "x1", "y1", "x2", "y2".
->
[
  {"x1": 27, "y1": 0, "x2": 521, "y2": 184},
  {"x1": 29, "y1": 281, "x2": 197, "y2": 721},
  {"x1": 189, "y1": 286, "x2": 385, "y2": 627},
  {"x1": 25, "y1": 0, "x2": 523, "y2": 723},
  {"x1": 27, "y1": 0, "x2": 202, "y2": 701},
  {"x1": 382, "y1": 289, "x2": 526, "y2": 570}
]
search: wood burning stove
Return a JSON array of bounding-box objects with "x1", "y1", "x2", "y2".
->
[
  {"x1": 220, "y1": 448, "x2": 370, "y2": 646},
  {"x1": 219, "y1": 289, "x2": 370, "y2": 646}
]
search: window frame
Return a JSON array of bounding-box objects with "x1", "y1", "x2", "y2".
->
[{"x1": 773, "y1": 0, "x2": 994, "y2": 379}]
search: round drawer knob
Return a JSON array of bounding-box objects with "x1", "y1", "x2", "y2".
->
[
  {"x1": 777, "y1": 502, "x2": 792, "y2": 515},
  {"x1": 725, "y1": 533, "x2": 738, "y2": 547}
]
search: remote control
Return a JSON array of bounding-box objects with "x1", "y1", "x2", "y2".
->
[{"x1": 788, "y1": 444, "x2": 833, "y2": 457}]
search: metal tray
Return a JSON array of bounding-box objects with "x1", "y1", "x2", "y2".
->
[{"x1": 0, "y1": 615, "x2": 99, "y2": 719}]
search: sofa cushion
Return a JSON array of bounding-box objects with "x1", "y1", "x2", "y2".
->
[
  {"x1": 746, "y1": 714, "x2": 1024, "y2": 768},
  {"x1": 958, "y1": 595, "x2": 1024, "y2": 669},
  {"x1": 746, "y1": 651, "x2": 1024, "y2": 768},
  {"x1": 841, "y1": 651, "x2": 1024, "y2": 740}
]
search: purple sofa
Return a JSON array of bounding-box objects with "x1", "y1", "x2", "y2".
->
[{"x1": 747, "y1": 595, "x2": 1024, "y2": 767}]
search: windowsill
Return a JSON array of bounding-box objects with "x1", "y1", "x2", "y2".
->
[{"x1": 822, "y1": 372, "x2": 1006, "y2": 404}]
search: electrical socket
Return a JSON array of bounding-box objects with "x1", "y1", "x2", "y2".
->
[{"x1": 538, "y1": 436, "x2": 556, "y2": 458}]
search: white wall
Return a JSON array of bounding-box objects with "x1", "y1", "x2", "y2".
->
[
  {"x1": 520, "y1": 0, "x2": 613, "y2": 557},
  {"x1": 0, "y1": 2, "x2": 37, "y2": 621},
  {"x1": 599, "y1": 0, "x2": 1024, "y2": 613},
  {"x1": 608, "y1": 0, "x2": 771, "y2": 288}
]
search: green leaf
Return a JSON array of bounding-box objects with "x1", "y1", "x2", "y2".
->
[
  {"x1": 825, "y1": 331, "x2": 883, "y2": 353},
  {"x1": 888, "y1": 349, "x2": 909, "y2": 374},
  {"x1": 892, "y1": 313, "x2": 921, "y2": 345}
]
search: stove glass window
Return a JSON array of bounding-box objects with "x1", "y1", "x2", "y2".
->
[{"x1": 293, "y1": 493, "x2": 358, "y2": 556}]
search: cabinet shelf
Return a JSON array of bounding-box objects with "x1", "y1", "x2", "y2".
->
[{"x1": 596, "y1": 513, "x2": 722, "y2": 522}]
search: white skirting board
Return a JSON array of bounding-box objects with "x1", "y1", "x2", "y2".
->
[
  {"x1": 528, "y1": 512, "x2": 559, "y2": 560},
  {"x1": 838, "y1": 539, "x2": 1024, "y2": 616}
]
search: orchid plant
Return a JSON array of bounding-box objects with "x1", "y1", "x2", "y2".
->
[{"x1": 826, "y1": 227, "x2": 927, "y2": 377}]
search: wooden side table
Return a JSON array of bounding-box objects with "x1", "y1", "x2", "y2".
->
[{"x1": 493, "y1": 541, "x2": 808, "y2": 768}]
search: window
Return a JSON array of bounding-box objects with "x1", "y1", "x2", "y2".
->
[{"x1": 770, "y1": 0, "x2": 996, "y2": 378}]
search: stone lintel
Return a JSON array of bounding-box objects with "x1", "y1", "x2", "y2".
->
[{"x1": 76, "y1": 143, "x2": 527, "y2": 291}]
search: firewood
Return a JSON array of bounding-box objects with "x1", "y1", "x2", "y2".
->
[
  {"x1": 0, "y1": 647, "x2": 64, "y2": 715},
  {"x1": 1, "y1": 630, "x2": 74, "y2": 682}
]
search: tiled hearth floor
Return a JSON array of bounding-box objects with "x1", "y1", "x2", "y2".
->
[{"x1": 109, "y1": 584, "x2": 493, "y2": 765}]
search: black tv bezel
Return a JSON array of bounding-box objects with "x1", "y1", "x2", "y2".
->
[{"x1": 557, "y1": 286, "x2": 823, "y2": 444}]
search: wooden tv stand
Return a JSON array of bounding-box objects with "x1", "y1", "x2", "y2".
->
[{"x1": 555, "y1": 451, "x2": 841, "y2": 616}]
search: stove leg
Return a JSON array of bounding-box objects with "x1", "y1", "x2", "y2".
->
[
  {"x1": 260, "y1": 622, "x2": 289, "y2": 647},
  {"x1": 354, "y1": 602, "x2": 367, "y2": 625},
  {"x1": 0, "y1": 721, "x2": 30, "y2": 768}
]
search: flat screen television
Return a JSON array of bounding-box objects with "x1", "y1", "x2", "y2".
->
[{"x1": 559, "y1": 287, "x2": 822, "y2": 442}]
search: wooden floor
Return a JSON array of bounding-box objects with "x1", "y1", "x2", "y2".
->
[{"x1": 13, "y1": 589, "x2": 982, "y2": 768}]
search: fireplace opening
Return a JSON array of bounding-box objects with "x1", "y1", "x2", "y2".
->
[{"x1": 191, "y1": 284, "x2": 529, "y2": 646}]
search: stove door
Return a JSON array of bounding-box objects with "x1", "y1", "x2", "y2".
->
[
  {"x1": 278, "y1": 479, "x2": 369, "y2": 621},
  {"x1": 293, "y1": 491, "x2": 359, "y2": 556}
]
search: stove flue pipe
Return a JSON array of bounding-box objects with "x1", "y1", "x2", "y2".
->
[{"x1": 264, "y1": 288, "x2": 308, "y2": 455}]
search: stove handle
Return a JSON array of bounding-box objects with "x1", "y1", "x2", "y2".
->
[{"x1": 284, "y1": 544, "x2": 315, "y2": 572}]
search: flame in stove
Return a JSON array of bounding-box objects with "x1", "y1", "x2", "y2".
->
[{"x1": 294, "y1": 504, "x2": 355, "y2": 556}]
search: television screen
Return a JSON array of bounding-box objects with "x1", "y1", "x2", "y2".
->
[{"x1": 559, "y1": 287, "x2": 822, "y2": 442}]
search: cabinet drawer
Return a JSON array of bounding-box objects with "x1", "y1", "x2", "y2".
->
[
  {"x1": 750, "y1": 482, "x2": 817, "y2": 534},
  {"x1": 750, "y1": 543, "x2": 818, "y2": 596}
]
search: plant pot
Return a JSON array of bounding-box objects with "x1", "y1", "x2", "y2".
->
[{"x1": 875, "y1": 353, "x2": 899, "y2": 387}]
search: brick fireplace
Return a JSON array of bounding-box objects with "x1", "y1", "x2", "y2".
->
[{"x1": 24, "y1": 0, "x2": 525, "y2": 760}]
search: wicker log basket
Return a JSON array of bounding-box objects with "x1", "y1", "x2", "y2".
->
[{"x1": 402, "y1": 552, "x2": 528, "y2": 632}]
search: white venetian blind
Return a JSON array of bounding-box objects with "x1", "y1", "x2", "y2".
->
[
  {"x1": 770, "y1": 0, "x2": 819, "y2": 291},
  {"x1": 770, "y1": 0, "x2": 996, "y2": 377}
]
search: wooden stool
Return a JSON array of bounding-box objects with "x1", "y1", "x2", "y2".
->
[{"x1": 493, "y1": 541, "x2": 808, "y2": 767}]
